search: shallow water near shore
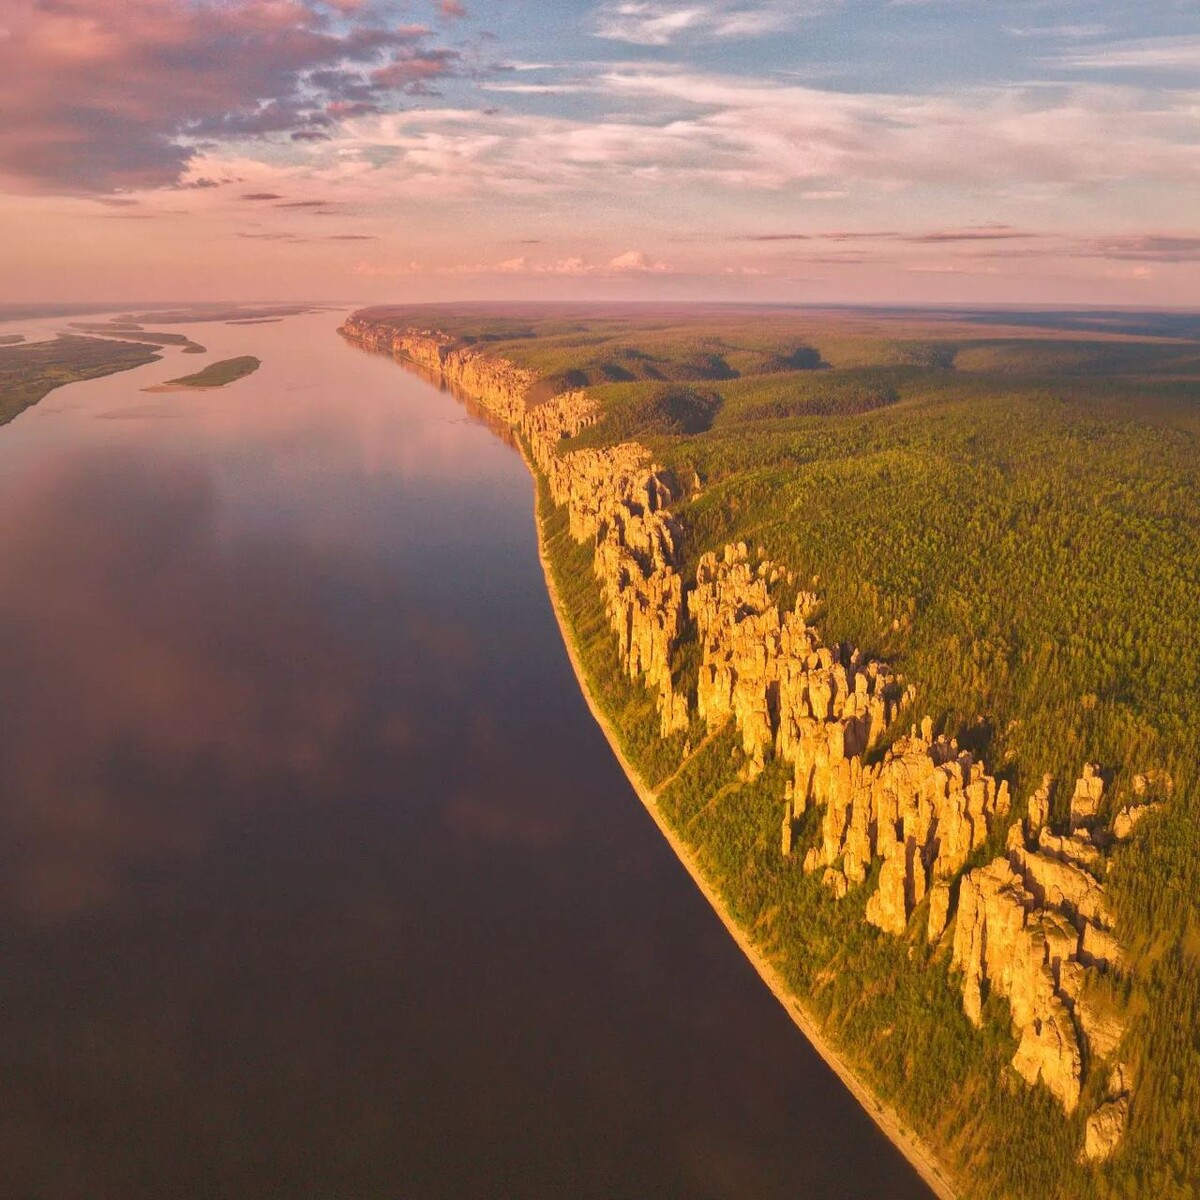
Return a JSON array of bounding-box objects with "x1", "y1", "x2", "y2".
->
[{"x1": 0, "y1": 310, "x2": 930, "y2": 1198}]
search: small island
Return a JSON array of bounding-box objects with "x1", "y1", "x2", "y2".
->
[
  {"x1": 144, "y1": 356, "x2": 261, "y2": 392},
  {"x1": 72, "y1": 321, "x2": 207, "y2": 354}
]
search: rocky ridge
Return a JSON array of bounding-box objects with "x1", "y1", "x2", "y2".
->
[
  {"x1": 342, "y1": 314, "x2": 1163, "y2": 1165},
  {"x1": 950, "y1": 768, "x2": 1162, "y2": 1143}
]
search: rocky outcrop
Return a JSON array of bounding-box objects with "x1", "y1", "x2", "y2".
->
[
  {"x1": 1070, "y1": 762, "x2": 1106, "y2": 830},
  {"x1": 951, "y1": 854, "x2": 1085, "y2": 1111},
  {"x1": 689, "y1": 543, "x2": 901, "y2": 781},
  {"x1": 531, "y1": 435, "x2": 687, "y2": 734},
  {"x1": 1083, "y1": 1064, "x2": 1132, "y2": 1163},
  {"x1": 585, "y1": 455, "x2": 688, "y2": 735},
  {"x1": 801, "y1": 725, "x2": 1011, "y2": 935},
  {"x1": 340, "y1": 317, "x2": 538, "y2": 424},
  {"x1": 949, "y1": 769, "x2": 1158, "y2": 1156},
  {"x1": 682, "y1": 543, "x2": 1009, "y2": 940}
]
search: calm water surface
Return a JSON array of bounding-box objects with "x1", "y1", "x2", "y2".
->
[{"x1": 0, "y1": 312, "x2": 930, "y2": 1198}]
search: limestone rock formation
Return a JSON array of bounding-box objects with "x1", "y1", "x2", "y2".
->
[
  {"x1": 340, "y1": 318, "x2": 540, "y2": 425},
  {"x1": 1070, "y1": 762, "x2": 1105, "y2": 829},
  {"x1": 1111, "y1": 795, "x2": 1162, "y2": 843},
  {"x1": 927, "y1": 879, "x2": 952, "y2": 944},
  {"x1": 690, "y1": 542, "x2": 901, "y2": 783},
  {"x1": 821, "y1": 867, "x2": 849, "y2": 900},
  {"x1": 951, "y1": 769, "x2": 1138, "y2": 1145},
  {"x1": 1027, "y1": 774, "x2": 1053, "y2": 835},
  {"x1": 1083, "y1": 1065, "x2": 1132, "y2": 1163},
  {"x1": 804, "y1": 728, "x2": 1010, "y2": 936},
  {"x1": 547, "y1": 446, "x2": 687, "y2": 736},
  {"x1": 952, "y1": 854, "x2": 1086, "y2": 1111}
]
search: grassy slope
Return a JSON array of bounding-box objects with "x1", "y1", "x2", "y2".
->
[
  {"x1": 0, "y1": 334, "x2": 162, "y2": 426},
  {"x1": 368, "y1": 305, "x2": 1200, "y2": 1198}
]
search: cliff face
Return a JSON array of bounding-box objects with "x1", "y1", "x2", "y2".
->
[
  {"x1": 341, "y1": 317, "x2": 538, "y2": 424},
  {"x1": 689, "y1": 543, "x2": 901, "y2": 778},
  {"x1": 950, "y1": 769, "x2": 1149, "y2": 1128},
  {"x1": 341, "y1": 317, "x2": 690, "y2": 734},
  {"x1": 342, "y1": 314, "x2": 1163, "y2": 1167}
]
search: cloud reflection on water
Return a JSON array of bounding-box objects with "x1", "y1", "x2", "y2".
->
[{"x1": 0, "y1": 444, "x2": 481, "y2": 921}]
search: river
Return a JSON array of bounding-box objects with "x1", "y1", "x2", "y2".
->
[{"x1": 0, "y1": 309, "x2": 930, "y2": 1198}]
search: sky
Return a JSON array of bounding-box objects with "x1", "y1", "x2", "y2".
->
[{"x1": 1, "y1": 0, "x2": 1198, "y2": 305}]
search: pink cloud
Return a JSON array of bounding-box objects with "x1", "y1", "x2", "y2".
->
[
  {"x1": 609, "y1": 249, "x2": 671, "y2": 272},
  {"x1": 0, "y1": 0, "x2": 460, "y2": 193}
]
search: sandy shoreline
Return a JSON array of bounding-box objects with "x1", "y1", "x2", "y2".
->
[
  {"x1": 520, "y1": 458, "x2": 958, "y2": 1200},
  {"x1": 140, "y1": 383, "x2": 223, "y2": 393}
]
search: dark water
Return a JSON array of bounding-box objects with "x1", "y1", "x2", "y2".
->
[{"x1": 0, "y1": 312, "x2": 930, "y2": 1199}]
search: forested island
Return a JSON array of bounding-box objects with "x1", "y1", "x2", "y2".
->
[
  {"x1": 342, "y1": 304, "x2": 1199, "y2": 1199},
  {"x1": 0, "y1": 334, "x2": 162, "y2": 426},
  {"x1": 145, "y1": 356, "x2": 261, "y2": 392}
]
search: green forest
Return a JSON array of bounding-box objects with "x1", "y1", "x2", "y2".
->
[{"x1": 360, "y1": 304, "x2": 1200, "y2": 1199}]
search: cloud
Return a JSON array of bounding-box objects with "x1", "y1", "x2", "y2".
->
[
  {"x1": 1051, "y1": 35, "x2": 1200, "y2": 71},
  {"x1": 904, "y1": 226, "x2": 1040, "y2": 243},
  {"x1": 737, "y1": 226, "x2": 1032, "y2": 245},
  {"x1": 0, "y1": 0, "x2": 461, "y2": 193},
  {"x1": 227, "y1": 67, "x2": 1197, "y2": 229},
  {"x1": 372, "y1": 47, "x2": 461, "y2": 94},
  {"x1": 466, "y1": 255, "x2": 594, "y2": 275},
  {"x1": 481, "y1": 82, "x2": 590, "y2": 95},
  {"x1": 593, "y1": 1, "x2": 800, "y2": 45},
  {"x1": 596, "y1": 70, "x2": 1200, "y2": 189},
  {"x1": 354, "y1": 259, "x2": 427, "y2": 277},
  {"x1": 354, "y1": 251, "x2": 672, "y2": 278},
  {"x1": 739, "y1": 233, "x2": 812, "y2": 242},
  {"x1": 609, "y1": 249, "x2": 671, "y2": 271},
  {"x1": 1007, "y1": 24, "x2": 1111, "y2": 40},
  {"x1": 594, "y1": 3, "x2": 704, "y2": 45},
  {"x1": 1080, "y1": 235, "x2": 1200, "y2": 264}
]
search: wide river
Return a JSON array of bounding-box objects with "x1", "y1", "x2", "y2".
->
[{"x1": 0, "y1": 310, "x2": 929, "y2": 1198}]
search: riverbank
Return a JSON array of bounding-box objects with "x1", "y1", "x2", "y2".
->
[
  {"x1": 354, "y1": 319, "x2": 959, "y2": 1198},
  {"x1": 525, "y1": 451, "x2": 959, "y2": 1200}
]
